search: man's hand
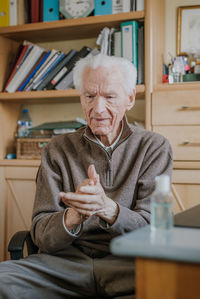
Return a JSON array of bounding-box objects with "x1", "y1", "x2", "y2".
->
[{"x1": 59, "y1": 165, "x2": 119, "y2": 225}]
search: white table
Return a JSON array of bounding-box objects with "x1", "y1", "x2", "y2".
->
[{"x1": 110, "y1": 225, "x2": 200, "y2": 299}]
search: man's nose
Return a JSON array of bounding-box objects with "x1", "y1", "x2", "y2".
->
[{"x1": 93, "y1": 96, "x2": 106, "y2": 114}]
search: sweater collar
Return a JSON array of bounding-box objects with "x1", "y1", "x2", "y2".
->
[{"x1": 83, "y1": 115, "x2": 134, "y2": 146}]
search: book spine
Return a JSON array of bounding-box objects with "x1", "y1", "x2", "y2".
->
[
  {"x1": 36, "y1": 49, "x2": 77, "y2": 91},
  {"x1": 24, "y1": 49, "x2": 57, "y2": 91},
  {"x1": 54, "y1": 47, "x2": 91, "y2": 90},
  {"x1": 9, "y1": 0, "x2": 17, "y2": 26},
  {"x1": 3, "y1": 44, "x2": 29, "y2": 91},
  {"x1": 32, "y1": 52, "x2": 65, "y2": 90},
  {"x1": 31, "y1": 0, "x2": 39, "y2": 23},
  {"x1": 18, "y1": 51, "x2": 51, "y2": 91},
  {"x1": 43, "y1": 0, "x2": 59, "y2": 22},
  {"x1": 6, "y1": 45, "x2": 44, "y2": 92},
  {"x1": 27, "y1": 51, "x2": 61, "y2": 91},
  {"x1": 49, "y1": 47, "x2": 90, "y2": 90},
  {"x1": 0, "y1": 0, "x2": 10, "y2": 27},
  {"x1": 121, "y1": 21, "x2": 138, "y2": 67}
]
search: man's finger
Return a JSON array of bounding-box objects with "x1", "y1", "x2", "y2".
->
[{"x1": 88, "y1": 164, "x2": 99, "y2": 184}]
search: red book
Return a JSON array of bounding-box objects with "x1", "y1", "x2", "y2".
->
[
  {"x1": 3, "y1": 44, "x2": 29, "y2": 92},
  {"x1": 39, "y1": 0, "x2": 43, "y2": 22},
  {"x1": 31, "y1": 0, "x2": 40, "y2": 23}
]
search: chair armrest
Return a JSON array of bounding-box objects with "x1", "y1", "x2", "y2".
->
[{"x1": 8, "y1": 231, "x2": 38, "y2": 260}]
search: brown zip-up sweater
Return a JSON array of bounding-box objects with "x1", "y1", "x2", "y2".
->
[{"x1": 31, "y1": 119, "x2": 173, "y2": 256}]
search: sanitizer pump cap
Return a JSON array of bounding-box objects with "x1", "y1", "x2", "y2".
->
[{"x1": 155, "y1": 174, "x2": 170, "y2": 194}]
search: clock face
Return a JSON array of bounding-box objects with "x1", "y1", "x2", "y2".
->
[{"x1": 59, "y1": 0, "x2": 94, "y2": 19}]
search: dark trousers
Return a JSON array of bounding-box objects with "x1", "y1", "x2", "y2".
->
[{"x1": 0, "y1": 245, "x2": 135, "y2": 298}]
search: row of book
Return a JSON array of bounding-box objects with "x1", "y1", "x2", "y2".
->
[
  {"x1": 97, "y1": 21, "x2": 144, "y2": 84},
  {"x1": 0, "y1": 0, "x2": 145, "y2": 27},
  {"x1": 3, "y1": 42, "x2": 100, "y2": 93},
  {"x1": 3, "y1": 20, "x2": 144, "y2": 93},
  {"x1": 0, "y1": 0, "x2": 59, "y2": 26}
]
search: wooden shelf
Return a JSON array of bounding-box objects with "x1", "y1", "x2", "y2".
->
[
  {"x1": 173, "y1": 161, "x2": 200, "y2": 170},
  {"x1": 0, "y1": 85, "x2": 145, "y2": 103},
  {"x1": 0, "y1": 159, "x2": 40, "y2": 167},
  {"x1": 0, "y1": 11, "x2": 144, "y2": 42},
  {"x1": 154, "y1": 82, "x2": 200, "y2": 91}
]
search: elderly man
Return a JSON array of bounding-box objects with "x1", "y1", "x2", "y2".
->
[{"x1": 0, "y1": 54, "x2": 172, "y2": 298}]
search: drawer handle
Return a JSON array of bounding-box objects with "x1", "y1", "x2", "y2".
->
[
  {"x1": 181, "y1": 106, "x2": 200, "y2": 111},
  {"x1": 182, "y1": 141, "x2": 200, "y2": 146}
]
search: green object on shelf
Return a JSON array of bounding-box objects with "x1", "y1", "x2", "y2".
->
[
  {"x1": 183, "y1": 73, "x2": 200, "y2": 82},
  {"x1": 29, "y1": 121, "x2": 84, "y2": 131}
]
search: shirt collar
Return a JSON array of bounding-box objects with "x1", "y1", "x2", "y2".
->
[{"x1": 94, "y1": 120, "x2": 124, "y2": 153}]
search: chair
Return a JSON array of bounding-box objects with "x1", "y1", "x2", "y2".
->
[{"x1": 8, "y1": 231, "x2": 38, "y2": 260}]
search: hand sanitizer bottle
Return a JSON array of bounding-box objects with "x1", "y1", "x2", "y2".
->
[{"x1": 150, "y1": 174, "x2": 173, "y2": 232}]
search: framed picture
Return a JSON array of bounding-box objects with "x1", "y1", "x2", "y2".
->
[{"x1": 177, "y1": 5, "x2": 200, "y2": 55}]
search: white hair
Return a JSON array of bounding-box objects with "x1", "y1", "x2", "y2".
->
[{"x1": 73, "y1": 54, "x2": 137, "y2": 96}]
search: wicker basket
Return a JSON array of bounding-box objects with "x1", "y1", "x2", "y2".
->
[{"x1": 16, "y1": 138, "x2": 51, "y2": 159}]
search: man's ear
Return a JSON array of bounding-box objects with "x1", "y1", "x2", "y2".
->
[{"x1": 127, "y1": 91, "x2": 135, "y2": 111}]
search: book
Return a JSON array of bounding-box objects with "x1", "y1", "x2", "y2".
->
[
  {"x1": 121, "y1": 21, "x2": 138, "y2": 68},
  {"x1": 113, "y1": 31, "x2": 121, "y2": 57},
  {"x1": 131, "y1": 0, "x2": 136, "y2": 11},
  {"x1": 24, "y1": 0, "x2": 31, "y2": 23},
  {"x1": 31, "y1": 51, "x2": 65, "y2": 90},
  {"x1": 24, "y1": 49, "x2": 57, "y2": 90},
  {"x1": 9, "y1": 0, "x2": 17, "y2": 26},
  {"x1": 36, "y1": 49, "x2": 77, "y2": 91},
  {"x1": 17, "y1": 51, "x2": 51, "y2": 91},
  {"x1": 55, "y1": 48, "x2": 99, "y2": 91},
  {"x1": 39, "y1": 0, "x2": 43, "y2": 22},
  {"x1": 3, "y1": 44, "x2": 23, "y2": 91},
  {"x1": 54, "y1": 46, "x2": 91, "y2": 90},
  {"x1": 0, "y1": 0, "x2": 9, "y2": 27},
  {"x1": 136, "y1": 0, "x2": 144, "y2": 11},
  {"x1": 31, "y1": 0, "x2": 39, "y2": 23},
  {"x1": 94, "y1": 0, "x2": 112, "y2": 16},
  {"x1": 108, "y1": 28, "x2": 116, "y2": 56},
  {"x1": 137, "y1": 24, "x2": 144, "y2": 84},
  {"x1": 25, "y1": 49, "x2": 60, "y2": 91},
  {"x1": 17, "y1": 0, "x2": 26, "y2": 25},
  {"x1": 3, "y1": 44, "x2": 29, "y2": 91},
  {"x1": 43, "y1": 0, "x2": 59, "y2": 22},
  {"x1": 112, "y1": 0, "x2": 131, "y2": 14},
  {"x1": 5, "y1": 44, "x2": 45, "y2": 93},
  {"x1": 29, "y1": 120, "x2": 84, "y2": 137}
]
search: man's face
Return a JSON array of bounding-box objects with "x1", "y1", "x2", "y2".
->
[{"x1": 80, "y1": 66, "x2": 134, "y2": 145}]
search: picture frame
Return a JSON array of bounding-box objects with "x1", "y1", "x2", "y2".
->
[{"x1": 177, "y1": 5, "x2": 200, "y2": 55}]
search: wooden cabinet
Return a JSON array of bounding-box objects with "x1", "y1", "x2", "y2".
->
[
  {"x1": 0, "y1": 160, "x2": 39, "y2": 260},
  {"x1": 152, "y1": 86, "x2": 200, "y2": 213}
]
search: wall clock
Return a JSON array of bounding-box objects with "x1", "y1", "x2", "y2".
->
[{"x1": 59, "y1": 0, "x2": 94, "y2": 19}]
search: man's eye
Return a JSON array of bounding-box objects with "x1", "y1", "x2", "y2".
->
[
  {"x1": 107, "y1": 95, "x2": 115, "y2": 99},
  {"x1": 87, "y1": 95, "x2": 95, "y2": 99}
]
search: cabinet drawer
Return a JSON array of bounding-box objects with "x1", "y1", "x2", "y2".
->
[
  {"x1": 152, "y1": 90, "x2": 200, "y2": 125},
  {"x1": 153, "y1": 126, "x2": 200, "y2": 161}
]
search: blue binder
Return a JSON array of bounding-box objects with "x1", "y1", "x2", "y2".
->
[
  {"x1": 94, "y1": 0, "x2": 112, "y2": 16},
  {"x1": 43, "y1": 0, "x2": 59, "y2": 22}
]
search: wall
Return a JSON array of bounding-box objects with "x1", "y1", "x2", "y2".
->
[{"x1": 165, "y1": 0, "x2": 200, "y2": 65}]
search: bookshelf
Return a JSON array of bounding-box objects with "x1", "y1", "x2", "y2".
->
[
  {"x1": 0, "y1": 1, "x2": 161, "y2": 261},
  {"x1": 0, "y1": 11, "x2": 147, "y2": 161}
]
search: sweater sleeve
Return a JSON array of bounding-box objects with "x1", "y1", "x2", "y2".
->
[
  {"x1": 30, "y1": 144, "x2": 82, "y2": 254},
  {"x1": 99, "y1": 136, "x2": 173, "y2": 235}
]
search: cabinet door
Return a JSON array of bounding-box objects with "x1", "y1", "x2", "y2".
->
[
  {"x1": 153, "y1": 126, "x2": 200, "y2": 161},
  {"x1": 4, "y1": 166, "x2": 38, "y2": 260},
  {"x1": 172, "y1": 169, "x2": 200, "y2": 214}
]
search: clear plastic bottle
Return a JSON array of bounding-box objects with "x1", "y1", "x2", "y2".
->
[
  {"x1": 17, "y1": 108, "x2": 32, "y2": 138},
  {"x1": 150, "y1": 174, "x2": 173, "y2": 232}
]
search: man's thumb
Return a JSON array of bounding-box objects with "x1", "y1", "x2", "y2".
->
[{"x1": 88, "y1": 164, "x2": 99, "y2": 184}]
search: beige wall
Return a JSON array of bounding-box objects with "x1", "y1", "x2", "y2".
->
[{"x1": 165, "y1": 0, "x2": 200, "y2": 65}]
